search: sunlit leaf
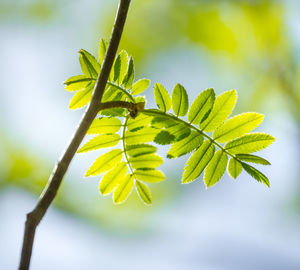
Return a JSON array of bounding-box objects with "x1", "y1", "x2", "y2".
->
[
  {"x1": 125, "y1": 127, "x2": 159, "y2": 145},
  {"x1": 126, "y1": 144, "x2": 157, "y2": 158},
  {"x1": 227, "y1": 158, "x2": 242, "y2": 179},
  {"x1": 129, "y1": 154, "x2": 163, "y2": 169},
  {"x1": 64, "y1": 75, "x2": 93, "y2": 92},
  {"x1": 131, "y1": 79, "x2": 150, "y2": 95},
  {"x1": 127, "y1": 114, "x2": 152, "y2": 131},
  {"x1": 135, "y1": 180, "x2": 152, "y2": 205},
  {"x1": 69, "y1": 83, "x2": 94, "y2": 110},
  {"x1": 98, "y1": 38, "x2": 108, "y2": 64},
  {"x1": 134, "y1": 169, "x2": 166, "y2": 183},
  {"x1": 122, "y1": 56, "x2": 134, "y2": 89},
  {"x1": 113, "y1": 174, "x2": 134, "y2": 204},
  {"x1": 79, "y1": 49, "x2": 100, "y2": 78},
  {"x1": 113, "y1": 50, "x2": 129, "y2": 83},
  {"x1": 172, "y1": 83, "x2": 189, "y2": 117},
  {"x1": 154, "y1": 83, "x2": 171, "y2": 112},
  {"x1": 154, "y1": 130, "x2": 175, "y2": 145},
  {"x1": 242, "y1": 162, "x2": 270, "y2": 187},
  {"x1": 236, "y1": 154, "x2": 271, "y2": 165},
  {"x1": 87, "y1": 117, "x2": 122, "y2": 135}
]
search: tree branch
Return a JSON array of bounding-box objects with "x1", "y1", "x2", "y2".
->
[{"x1": 18, "y1": 1, "x2": 131, "y2": 269}]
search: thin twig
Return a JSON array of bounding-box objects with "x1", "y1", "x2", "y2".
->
[{"x1": 18, "y1": 1, "x2": 131, "y2": 269}]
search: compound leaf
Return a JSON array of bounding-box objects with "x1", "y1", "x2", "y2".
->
[
  {"x1": 135, "y1": 180, "x2": 152, "y2": 205},
  {"x1": 99, "y1": 162, "x2": 127, "y2": 195},
  {"x1": 113, "y1": 174, "x2": 134, "y2": 204},
  {"x1": 213, "y1": 112, "x2": 264, "y2": 143},
  {"x1": 188, "y1": 88, "x2": 215, "y2": 125},
  {"x1": 225, "y1": 133, "x2": 275, "y2": 154},
  {"x1": 182, "y1": 140, "x2": 215, "y2": 184},
  {"x1": 127, "y1": 114, "x2": 152, "y2": 131},
  {"x1": 79, "y1": 49, "x2": 100, "y2": 78},
  {"x1": 129, "y1": 154, "x2": 163, "y2": 169},
  {"x1": 85, "y1": 149, "x2": 122, "y2": 177},
  {"x1": 228, "y1": 158, "x2": 242, "y2": 179},
  {"x1": 204, "y1": 150, "x2": 228, "y2": 187},
  {"x1": 126, "y1": 144, "x2": 157, "y2": 158},
  {"x1": 200, "y1": 89, "x2": 237, "y2": 132},
  {"x1": 69, "y1": 83, "x2": 94, "y2": 110},
  {"x1": 172, "y1": 83, "x2": 189, "y2": 117},
  {"x1": 64, "y1": 75, "x2": 93, "y2": 92},
  {"x1": 242, "y1": 162, "x2": 270, "y2": 187},
  {"x1": 131, "y1": 79, "x2": 150, "y2": 95},
  {"x1": 154, "y1": 83, "x2": 171, "y2": 112},
  {"x1": 167, "y1": 131, "x2": 203, "y2": 159},
  {"x1": 77, "y1": 134, "x2": 121, "y2": 153},
  {"x1": 125, "y1": 127, "x2": 159, "y2": 145}
]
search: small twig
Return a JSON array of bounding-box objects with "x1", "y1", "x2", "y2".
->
[{"x1": 18, "y1": 1, "x2": 131, "y2": 269}]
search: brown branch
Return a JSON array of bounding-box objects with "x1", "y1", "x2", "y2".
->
[{"x1": 18, "y1": 1, "x2": 131, "y2": 269}]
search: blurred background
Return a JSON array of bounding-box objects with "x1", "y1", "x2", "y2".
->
[{"x1": 0, "y1": 0, "x2": 300, "y2": 269}]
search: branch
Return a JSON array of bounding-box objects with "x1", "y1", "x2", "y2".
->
[{"x1": 18, "y1": 1, "x2": 131, "y2": 269}]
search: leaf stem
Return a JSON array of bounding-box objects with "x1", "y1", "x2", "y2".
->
[{"x1": 19, "y1": 1, "x2": 132, "y2": 269}]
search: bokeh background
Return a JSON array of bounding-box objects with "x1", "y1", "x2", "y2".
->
[{"x1": 1, "y1": 0, "x2": 300, "y2": 269}]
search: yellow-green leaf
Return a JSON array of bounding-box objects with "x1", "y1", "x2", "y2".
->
[
  {"x1": 134, "y1": 169, "x2": 166, "y2": 183},
  {"x1": 98, "y1": 38, "x2": 108, "y2": 64},
  {"x1": 204, "y1": 150, "x2": 228, "y2": 187},
  {"x1": 127, "y1": 114, "x2": 152, "y2": 131},
  {"x1": 228, "y1": 158, "x2": 242, "y2": 179},
  {"x1": 113, "y1": 174, "x2": 134, "y2": 204},
  {"x1": 167, "y1": 131, "x2": 203, "y2": 159},
  {"x1": 213, "y1": 112, "x2": 264, "y2": 143},
  {"x1": 242, "y1": 162, "x2": 270, "y2": 187},
  {"x1": 172, "y1": 83, "x2": 189, "y2": 117},
  {"x1": 69, "y1": 83, "x2": 94, "y2": 110},
  {"x1": 188, "y1": 88, "x2": 215, "y2": 125},
  {"x1": 113, "y1": 50, "x2": 129, "y2": 84},
  {"x1": 64, "y1": 75, "x2": 93, "y2": 92},
  {"x1": 225, "y1": 133, "x2": 275, "y2": 154},
  {"x1": 85, "y1": 149, "x2": 122, "y2": 177},
  {"x1": 125, "y1": 127, "x2": 159, "y2": 145},
  {"x1": 131, "y1": 79, "x2": 150, "y2": 95},
  {"x1": 77, "y1": 134, "x2": 121, "y2": 153},
  {"x1": 79, "y1": 49, "x2": 100, "y2": 78},
  {"x1": 126, "y1": 144, "x2": 157, "y2": 158},
  {"x1": 122, "y1": 56, "x2": 134, "y2": 89},
  {"x1": 200, "y1": 89, "x2": 237, "y2": 132},
  {"x1": 99, "y1": 162, "x2": 127, "y2": 195},
  {"x1": 236, "y1": 154, "x2": 271, "y2": 165},
  {"x1": 135, "y1": 180, "x2": 152, "y2": 205},
  {"x1": 129, "y1": 154, "x2": 163, "y2": 169},
  {"x1": 154, "y1": 83, "x2": 171, "y2": 112},
  {"x1": 87, "y1": 117, "x2": 122, "y2": 135},
  {"x1": 182, "y1": 140, "x2": 215, "y2": 184}
]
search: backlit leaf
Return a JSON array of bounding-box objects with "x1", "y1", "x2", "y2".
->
[
  {"x1": 242, "y1": 162, "x2": 270, "y2": 187},
  {"x1": 126, "y1": 144, "x2": 157, "y2": 158},
  {"x1": 200, "y1": 89, "x2": 237, "y2": 132},
  {"x1": 154, "y1": 83, "x2": 171, "y2": 112},
  {"x1": 64, "y1": 75, "x2": 93, "y2": 92},
  {"x1": 228, "y1": 158, "x2": 242, "y2": 179},
  {"x1": 77, "y1": 134, "x2": 120, "y2": 153},
  {"x1": 99, "y1": 162, "x2": 127, "y2": 195},
  {"x1": 125, "y1": 127, "x2": 159, "y2": 145},
  {"x1": 131, "y1": 79, "x2": 150, "y2": 95},
  {"x1": 182, "y1": 140, "x2": 215, "y2": 183},
  {"x1": 188, "y1": 88, "x2": 215, "y2": 125},
  {"x1": 225, "y1": 133, "x2": 275, "y2": 154},
  {"x1": 87, "y1": 117, "x2": 122, "y2": 135},
  {"x1": 204, "y1": 150, "x2": 228, "y2": 187},
  {"x1": 129, "y1": 154, "x2": 163, "y2": 169},
  {"x1": 236, "y1": 154, "x2": 271, "y2": 165},
  {"x1": 113, "y1": 174, "x2": 134, "y2": 204},
  {"x1": 154, "y1": 130, "x2": 175, "y2": 145},
  {"x1": 98, "y1": 38, "x2": 108, "y2": 64},
  {"x1": 135, "y1": 180, "x2": 152, "y2": 205},
  {"x1": 213, "y1": 112, "x2": 264, "y2": 143},
  {"x1": 134, "y1": 169, "x2": 166, "y2": 183},
  {"x1": 172, "y1": 83, "x2": 189, "y2": 117},
  {"x1": 79, "y1": 49, "x2": 100, "y2": 78},
  {"x1": 113, "y1": 50, "x2": 129, "y2": 83},
  {"x1": 85, "y1": 149, "x2": 122, "y2": 177},
  {"x1": 127, "y1": 114, "x2": 152, "y2": 131},
  {"x1": 122, "y1": 56, "x2": 134, "y2": 89},
  {"x1": 69, "y1": 83, "x2": 94, "y2": 110}
]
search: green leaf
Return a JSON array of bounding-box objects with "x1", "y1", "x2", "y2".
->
[
  {"x1": 113, "y1": 174, "x2": 134, "y2": 204},
  {"x1": 69, "y1": 83, "x2": 94, "y2": 110},
  {"x1": 127, "y1": 114, "x2": 152, "y2": 131},
  {"x1": 77, "y1": 134, "x2": 121, "y2": 153},
  {"x1": 172, "y1": 83, "x2": 189, "y2": 117},
  {"x1": 213, "y1": 112, "x2": 264, "y2": 143},
  {"x1": 165, "y1": 122, "x2": 190, "y2": 142},
  {"x1": 98, "y1": 38, "x2": 108, "y2": 64},
  {"x1": 129, "y1": 154, "x2": 163, "y2": 169},
  {"x1": 167, "y1": 131, "x2": 203, "y2": 159},
  {"x1": 182, "y1": 140, "x2": 215, "y2": 184},
  {"x1": 113, "y1": 50, "x2": 129, "y2": 83},
  {"x1": 135, "y1": 180, "x2": 152, "y2": 205},
  {"x1": 225, "y1": 132, "x2": 275, "y2": 154},
  {"x1": 204, "y1": 150, "x2": 228, "y2": 187},
  {"x1": 122, "y1": 56, "x2": 134, "y2": 89},
  {"x1": 131, "y1": 79, "x2": 150, "y2": 95},
  {"x1": 79, "y1": 49, "x2": 100, "y2": 78},
  {"x1": 87, "y1": 117, "x2": 122, "y2": 135},
  {"x1": 100, "y1": 108, "x2": 125, "y2": 117},
  {"x1": 125, "y1": 127, "x2": 159, "y2": 145},
  {"x1": 102, "y1": 85, "x2": 127, "y2": 102},
  {"x1": 85, "y1": 149, "x2": 122, "y2": 177},
  {"x1": 241, "y1": 162, "x2": 270, "y2": 187},
  {"x1": 236, "y1": 154, "x2": 271, "y2": 165},
  {"x1": 99, "y1": 162, "x2": 127, "y2": 195},
  {"x1": 126, "y1": 144, "x2": 157, "y2": 158},
  {"x1": 64, "y1": 75, "x2": 93, "y2": 92},
  {"x1": 154, "y1": 83, "x2": 171, "y2": 112},
  {"x1": 154, "y1": 130, "x2": 175, "y2": 145},
  {"x1": 200, "y1": 89, "x2": 237, "y2": 132},
  {"x1": 188, "y1": 88, "x2": 215, "y2": 125},
  {"x1": 227, "y1": 158, "x2": 242, "y2": 179},
  {"x1": 134, "y1": 169, "x2": 166, "y2": 183}
]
